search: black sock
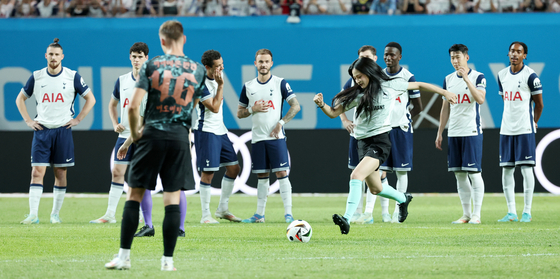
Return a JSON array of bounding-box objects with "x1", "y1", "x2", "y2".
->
[
  {"x1": 162, "y1": 204, "x2": 180, "y2": 257},
  {"x1": 120, "y1": 200, "x2": 140, "y2": 249}
]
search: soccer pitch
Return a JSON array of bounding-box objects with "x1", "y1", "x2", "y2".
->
[{"x1": 1, "y1": 194, "x2": 559, "y2": 278}]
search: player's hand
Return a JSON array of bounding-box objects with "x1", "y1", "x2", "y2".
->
[
  {"x1": 214, "y1": 68, "x2": 223, "y2": 86},
  {"x1": 270, "y1": 123, "x2": 283, "y2": 139},
  {"x1": 457, "y1": 67, "x2": 468, "y2": 80},
  {"x1": 26, "y1": 120, "x2": 43, "y2": 131},
  {"x1": 342, "y1": 119, "x2": 355, "y2": 134},
  {"x1": 313, "y1": 93, "x2": 325, "y2": 107},
  {"x1": 435, "y1": 134, "x2": 443, "y2": 150},
  {"x1": 444, "y1": 91, "x2": 457, "y2": 104},
  {"x1": 252, "y1": 100, "x2": 269, "y2": 113},
  {"x1": 114, "y1": 123, "x2": 125, "y2": 133},
  {"x1": 117, "y1": 145, "x2": 130, "y2": 160},
  {"x1": 64, "y1": 118, "x2": 80, "y2": 129}
]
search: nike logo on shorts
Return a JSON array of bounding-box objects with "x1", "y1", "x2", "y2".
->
[
  {"x1": 280, "y1": 162, "x2": 287, "y2": 166},
  {"x1": 467, "y1": 163, "x2": 475, "y2": 166}
]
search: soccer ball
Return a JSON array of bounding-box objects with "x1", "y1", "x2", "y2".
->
[{"x1": 286, "y1": 220, "x2": 312, "y2": 243}]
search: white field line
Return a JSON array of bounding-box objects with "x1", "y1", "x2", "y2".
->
[{"x1": 1, "y1": 253, "x2": 558, "y2": 263}]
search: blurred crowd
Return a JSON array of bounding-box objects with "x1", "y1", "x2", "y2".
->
[{"x1": 1, "y1": 0, "x2": 559, "y2": 18}]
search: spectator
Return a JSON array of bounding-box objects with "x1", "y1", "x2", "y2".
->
[
  {"x1": 325, "y1": 0, "x2": 350, "y2": 13},
  {"x1": 205, "y1": 0, "x2": 224, "y2": 15},
  {"x1": 497, "y1": 0, "x2": 520, "y2": 12},
  {"x1": 88, "y1": 0, "x2": 107, "y2": 16},
  {"x1": 228, "y1": 0, "x2": 250, "y2": 15},
  {"x1": 181, "y1": 0, "x2": 203, "y2": 15},
  {"x1": 425, "y1": 0, "x2": 450, "y2": 13},
  {"x1": 369, "y1": 0, "x2": 396, "y2": 14},
  {"x1": 303, "y1": 0, "x2": 327, "y2": 14},
  {"x1": 281, "y1": 0, "x2": 302, "y2": 14},
  {"x1": 136, "y1": 0, "x2": 158, "y2": 15},
  {"x1": 17, "y1": 0, "x2": 36, "y2": 16},
  {"x1": 474, "y1": 0, "x2": 497, "y2": 12},
  {"x1": 66, "y1": 0, "x2": 90, "y2": 16},
  {"x1": 111, "y1": 0, "x2": 136, "y2": 17},
  {"x1": 36, "y1": 0, "x2": 58, "y2": 17},
  {"x1": 161, "y1": 0, "x2": 180, "y2": 15},
  {"x1": 520, "y1": 0, "x2": 547, "y2": 11},
  {"x1": 401, "y1": 0, "x2": 425, "y2": 13},
  {"x1": 451, "y1": 0, "x2": 474, "y2": 12},
  {"x1": 351, "y1": 0, "x2": 372, "y2": 13},
  {"x1": 551, "y1": 0, "x2": 560, "y2": 11},
  {"x1": 1, "y1": 0, "x2": 16, "y2": 17}
]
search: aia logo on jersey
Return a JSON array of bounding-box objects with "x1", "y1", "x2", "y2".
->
[
  {"x1": 395, "y1": 96, "x2": 402, "y2": 103},
  {"x1": 504, "y1": 91, "x2": 523, "y2": 101},
  {"x1": 123, "y1": 98, "x2": 130, "y2": 108},
  {"x1": 42, "y1": 93, "x2": 64, "y2": 103},
  {"x1": 456, "y1": 94, "x2": 471, "y2": 104},
  {"x1": 255, "y1": 100, "x2": 275, "y2": 110}
]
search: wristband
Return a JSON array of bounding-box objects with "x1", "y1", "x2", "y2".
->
[
  {"x1": 248, "y1": 107, "x2": 253, "y2": 114},
  {"x1": 278, "y1": 119, "x2": 285, "y2": 126},
  {"x1": 317, "y1": 103, "x2": 325, "y2": 108}
]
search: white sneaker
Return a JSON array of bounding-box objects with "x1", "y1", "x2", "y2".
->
[
  {"x1": 200, "y1": 215, "x2": 219, "y2": 224},
  {"x1": 355, "y1": 213, "x2": 371, "y2": 223},
  {"x1": 50, "y1": 214, "x2": 62, "y2": 224},
  {"x1": 391, "y1": 211, "x2": 400, "y2": 223},
  {"x1": 90, "y1": 215, "x2": 116, "y2": 224},
  {"x1": 215, "y1": 210, "x2": 242, "y2": 222},
  {"x1": 452, "y1": 215, "x2": 471, "y2": 224},
  {"x1": 349, "y1": 212, "x2": 362, "y2": 223},
  {"x1": 21, "y1": 214, "x2": 39, "y2": 224},
  {"x1": 161, "y1": 256, "x2": 176, "y2": 271},
  {"x1": 468, "y1": 215, "x2": 481, "y2": 224},
  {"x1": 105, "y1": 255, "x2": 131, "y2": 270},
  {"x1": 381, "y1": 213, "x2": 391, "y2": 223}
]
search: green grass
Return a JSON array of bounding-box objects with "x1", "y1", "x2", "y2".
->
[{"x1": 1, "y1": 194, "x2": 559, "y2": 278}]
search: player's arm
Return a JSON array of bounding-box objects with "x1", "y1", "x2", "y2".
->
[
  {"x1": 409, "y1": 97, "x2": 423, "y2": 119},
  {"x1": 408, "y1": 82, "x2": 457, "y2": 104},
  {"x1": 117, "y1": 115, "x2": 144, "y2": 160},
  {"x1": 435, "y1": 100, "x2": 449, "y2": 151},
  {"x1": 314, "y1": 93, "x2": 344, "y2": 118},
  {"x1": 109, "y1": 98, "x2": 125, "y2": 133},
  {"x1": 129, "y1": 88, "x2": 147, "y2": 142},
  {"x1": 459, "y1": 69, "x2": 485, "y2": 104},
  {"x1": 270, "y1": 97, "x2": 301, "y2": 138},
  {"x1": 65, "y1": 91, "x2": 96, "y2": 128},
  {"x1": 16, "y1": 92, "x2": 43, "y2": 131},
  {"x1": 532, "y1": 94, "x2": 543, "y2": 127},
  {"x1": 201, "y1": 68, "x2": 224, "y2": 113}
]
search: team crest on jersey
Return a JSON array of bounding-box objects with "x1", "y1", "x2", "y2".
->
[
  {"x1": 285, "y1": 83, "x2": 292, "y2": 93},
  {"x1": 533, "y1": 78, "x2": 542, "y2": 89}
]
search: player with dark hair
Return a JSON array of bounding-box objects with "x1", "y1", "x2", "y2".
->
[
  {"x1": 237, "y1": 48, "x2": 301, "y2": 224},
  {"x1": 436, "y1": 44, "x2": 487, "y2": 225},
  {"x1": 193, "y1": 49, "x2": 242, "y2": 224},
  {"x1": 16, "y1": 38, "x2": 96, "y2": 225},
  {"x1": 497, "y1": 41, "x2": 543, "y2": 223},
  {"x1": 105, "y1": 20, "x2": 206, "y2": 271},
  {"x1": 380, "y1": 41, "x2": 423, "y2": 223},
  {"x1": 314, "y1": 57, "x2": 457, "y2": 234},
  {"x1": 90, "y1": 42, "x2": 150, "y2": 224}
]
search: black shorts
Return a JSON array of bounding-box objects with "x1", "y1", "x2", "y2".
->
[
  {"x1": 128, "y1": 126, "x2": 195, "y2": 192},
  {"x1": 357, "y1": 132, "x2": 392, "y2": 169}
]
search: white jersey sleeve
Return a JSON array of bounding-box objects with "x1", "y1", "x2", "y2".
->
[
  {"x1": 498, "y1": 65, "x2": 542, "y2": 135},
  {"x1": 443, "y1": 69, "x2": 485, "y2": 137},
  {"x1": 193, "y1": 77, "x2": 228, "y2": 135}
]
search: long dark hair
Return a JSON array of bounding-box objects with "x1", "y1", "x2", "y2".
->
[{"x1": 332, "y1": 57, "x2": 391, "y2": 120}]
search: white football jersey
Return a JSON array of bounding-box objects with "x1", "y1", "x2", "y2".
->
[
  {"x1": 443, "y1": 69, "x2": 486, "y2": 137},
  {"x1": 21, "y1": 67, "x2": 90, "y2": 129},
  {"x1": 346, "y1": 78, "x2": 408, "y2": 140},
  {"x1": 112, "y1": 72, "x2": 136, "y2": 138},
  {"x1": 239, "y1": 75, "x2": 295, "y2": 143},
  {"x1": 384, "y1": 67, "x2": 420, "y2": 129},
  {"x1": 193, "y1": 76, "x2": 228, "y2": 135},
  {"x1": 498, "y1": 65, "x2": 542, "y2": 135}
]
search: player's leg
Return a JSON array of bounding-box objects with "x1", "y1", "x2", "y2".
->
[
  {"x1": 391, "y1": 128, "x2": 413, "y2": 223},
  {"x1": 199, "y1": 171, "x2": 219, "y2": 224},
  {"x1": 518, "y1": 134, "x2": 536, "y2": 222},
  {"x1": 465, "y1": 134, "x2": 484, "y2": 224},
  {"x1": 520, "y1": 166, "x2": 534, "y2": 222},
  {"x1": 499, "y1": 135, "x2": 518, "y2": 222},
  {"x1": 347, "y1": 136, "x2": 363, "y2": 223},
  {"x1": 379, "y1": 171, "x2": 391, "y2": 223},
  {"x1": 215, "y1": 163, "x2": 241, "y2": 222},
  {"x1": 135, "y1": 190, "x2": 155, "y2": 237},
  {"x1": 453, "y1": 171, "x2": 472, "y2": 223},
  {"x1": 242, "y1": 141, "x2": 268, "y2": 223},
  {"x1": 50, "y1": 127, "x2": 75, "y2": 224},
  {"x1": 161, "y1": 190, "x2": 181, "y2": 271},
  {"x1": 50, "y1": 167, "x2": 67, "y2": 224},
  {"x1": 269, "y1": 139, "x2": 293, "y2": 223},
  {"x1": 178, "y1": 191, "x2": 187, "y2": 236},
  {"x1": 194, "y1": 130, "x2": 220, "y2": 224},
  {"x1": 363, "y1": 182, "x2": 378, "y2": 224},
  {"x1": 22, "y1": 166, "x2": 47, "y2": 224}
]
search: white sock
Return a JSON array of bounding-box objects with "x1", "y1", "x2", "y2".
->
[
  {"x1": 354, "y1": 182, "x2": 365, "y2": 215},
  {"x1": 278, "y1": 176, "x2": 292, "y2": 216},
  {"x1": 51, "y1": 186, "x2": 66, "y2": 215},
  {"x1": 200, "y1": 182, "x2": 211, "y2": 218},
  {"x1": 380, "y1": 177, "x2": 390, "y2": 215},
  {"x1": 256, "y1": 177, "x2": 269, "y2": 216},
  {"x1": 218, "y1": 176, "x2": 235, "y2": 212},
  {"x1": 455, "y1": 172, "x2": 472, "y2": 218},
  {"x1": 29, "y1": 184, "x2": 43, "y2": 216},
  {"x1": 106, "y1": 182, "x2": 124, "y2": 217},
  {"x1": 469, "y1": 172, "x2": 485, "y2": 218},
  {"x1": 118, "y1": 248, "x2": 130, "y2": 260},
  {"x1": 502, "y1": 167, "x2": 516, "y2": 214},
  {"x1": 393, "y1": 171, "x2": 408, "y2": 214},
  {"x1": 520, "y1": 166, "x2": 535, "y2": 215},
  {"x1": 364, "y1": 184, "x2": 377, "y2": 215}
]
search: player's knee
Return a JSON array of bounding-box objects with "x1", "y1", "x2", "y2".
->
[
  {"x1": 226, "y1": 165, "x2": 241, "y2": 177},
  {"x1": 275, "y1": 170, "x2": 287, "y2": 178},
  {"x1": 53, "y1": 167, "x2": 67, "y2": 180},
  {"x1": 201, "y1": 171, "x2": 214, "y2": 184},
  {"x1": 31, "y1": 167, "x2": 46, "y2": 180}
]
